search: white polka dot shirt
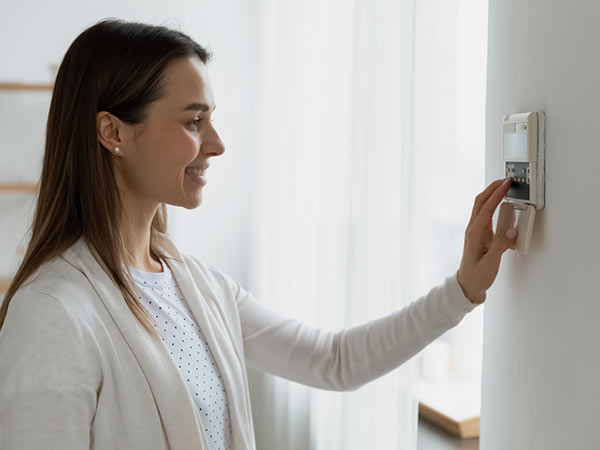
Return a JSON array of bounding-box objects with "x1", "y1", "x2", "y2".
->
[{"x1": 127, "y1": 259, "x2": 232, "y2": 450}]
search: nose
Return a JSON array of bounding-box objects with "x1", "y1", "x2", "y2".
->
[{"x1": 203, "y1": 122, "x2": 226, "y2": 157}]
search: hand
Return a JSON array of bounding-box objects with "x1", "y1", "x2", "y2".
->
[{"x1": 457, "y1": 178, "x2": 518, "y2": 304}]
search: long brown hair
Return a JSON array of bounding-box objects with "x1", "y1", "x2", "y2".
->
[{"x1": 0, "y1": 18, "x2": 212, "y2": 336}]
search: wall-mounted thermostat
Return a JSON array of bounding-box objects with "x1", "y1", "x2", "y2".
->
[
  {"x1": 503, "y1": 112, "x2": 545, "y2": 209},
  {"x1": 500, "y1": 111, "x2": 545, "y2": 254}
]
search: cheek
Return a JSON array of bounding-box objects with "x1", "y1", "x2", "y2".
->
[
  {"x1": 155, "y1": 126, "x2": 200, "y2": 166},
  {"x1": 177, "y1": 132, "x2": 201, "y2": 164},
  {"x1": 147, "y1": 129, "x2": 200, "y2": 173},
  {"x1": 128, "y1": 123, "x2": 200, "y2": 187},
  {"x1": 119, "y1": 123, "x2": 201, "y2": 198}
]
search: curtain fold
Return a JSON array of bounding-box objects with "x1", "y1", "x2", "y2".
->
[{"x1": 248, "y1": 0, "x2": 487, "y2": 448}]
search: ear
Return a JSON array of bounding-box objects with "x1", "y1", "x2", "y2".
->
[{"x1": 96, "y1": 111, "x2": 129, "y2": 156}]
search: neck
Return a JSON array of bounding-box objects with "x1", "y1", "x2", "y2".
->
[{"x1": 118, "y1": 197, "x2": 162, "y2": 273}]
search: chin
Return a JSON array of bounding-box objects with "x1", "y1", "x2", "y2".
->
[
  {"x1": 183, "y1": 195, "x2": 203, "y2": 210},
  {"x1": 165, "y1": 193, "x2": 203, "y2": 209}
]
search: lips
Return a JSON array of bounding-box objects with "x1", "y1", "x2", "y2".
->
[{"x1": 185, "y1": 164, "x2": 209, "y2": 176}]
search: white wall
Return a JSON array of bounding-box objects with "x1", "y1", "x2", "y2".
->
[
  {"x1": 0, "y1": 0, "x2": 260, "y2": 285},
  {"x1": 482, "y1": 1, "x2": 600, "y2": 448}
]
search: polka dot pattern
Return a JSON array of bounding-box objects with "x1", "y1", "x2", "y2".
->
[{"x1": 127, "y1": 259, "x2": 232, "y2": 450}]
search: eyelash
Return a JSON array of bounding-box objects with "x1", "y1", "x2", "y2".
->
[{"x1": 188, "y1": 117, "x2": 215, "y2": 128}]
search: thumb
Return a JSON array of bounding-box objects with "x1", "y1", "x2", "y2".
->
[{"x1": 490, "y1": 227, "x2": 518, "y2": 258}]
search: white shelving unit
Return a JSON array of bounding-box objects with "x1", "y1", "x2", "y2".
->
[{"x1": 0, "y1": 82, "x2": 50, "y2": 293}]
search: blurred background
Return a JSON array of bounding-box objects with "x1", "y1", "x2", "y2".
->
[{"x1": 0, "y1": 0, "x2": 488, "y2": 448}]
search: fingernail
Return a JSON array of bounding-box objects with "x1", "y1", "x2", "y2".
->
[{"x1": 505, "y1": 228, "x2": 517, "y2": 239}]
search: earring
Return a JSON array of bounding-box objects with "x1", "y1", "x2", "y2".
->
[{"x1": 114, "y1": 147, "x2": 120, "y2": 154}]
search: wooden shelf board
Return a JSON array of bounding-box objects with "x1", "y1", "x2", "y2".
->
[
  {"x1": 0, "y1": 82, "x2": 53, "y2": 91},
  {"x1": 419, "y1": 401, "x2": 479, "y2": 438},
  {"x1": 417, "y1": 376, "x2": 481, "y2": 438},
  {"x1": 0, "y1": 278, "x2": 11, "y2": 294},
  {"x1": 0, "y1": 183, "x2": 39, "y2": 193}
]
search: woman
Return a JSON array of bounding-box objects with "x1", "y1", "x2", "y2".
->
[{"x1": 0, "y1": 18, "x2": 516, "y2": 450}]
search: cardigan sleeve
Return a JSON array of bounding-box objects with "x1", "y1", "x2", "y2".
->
[
  {"x1": 211, "y1": 266, "x2": 479, "y2": 392},
  {"x1": 0, "y1": 287, "x2": 97, "y2": 449}
]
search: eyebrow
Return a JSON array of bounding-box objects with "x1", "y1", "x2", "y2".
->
[{"x1": 181, "y1": 102, "x2": 216, "y2": 112}]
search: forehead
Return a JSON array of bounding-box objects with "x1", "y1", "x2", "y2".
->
[{"x1": 157, "y1": 56, "x2": 214, "y2": 112}]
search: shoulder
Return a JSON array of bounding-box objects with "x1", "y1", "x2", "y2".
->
[
  {"x1": 2, "y1": 253, "x2": 93, "y2": 351},
  {"x1": 2, "y1": 249, "x2": 111, "y2": 365},
  {"x1": 179, "y1": 252, "x2": 247, "y2": 304},
  {"x1": 16, "y1": 254, "x2": 99, "y2": 323},
  {"x1": 180, "y1": 252, "x2": 238, "y2": 290},
  {"x1": 156, "y1": 232, "x2": 242, "y2": 294},
  {"x1": 0, "y1": 283, "x2": 96, "y2": 390},
  {"x1": 2, "y1": 284, "x2": 80, "y2": 343}
]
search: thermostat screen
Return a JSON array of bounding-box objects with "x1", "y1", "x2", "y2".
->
[{"x1": 503, "y1": 122, "x2": 528, "y2": 161}]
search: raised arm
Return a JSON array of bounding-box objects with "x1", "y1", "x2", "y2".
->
[
  {"x1": 236, "y1": 178, "x2": 516, "y2": 391},
  {"x1": 237, "y1": 272, "x2": 477, "y2": 391}
]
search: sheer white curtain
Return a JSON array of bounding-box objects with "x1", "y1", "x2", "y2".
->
[{"x1": 247, "y1": 0, "x2": 487, "y2": 448}]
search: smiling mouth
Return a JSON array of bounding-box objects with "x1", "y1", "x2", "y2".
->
[{"x1": 185, "y1": 167, "x2": 207, "y2": 176}]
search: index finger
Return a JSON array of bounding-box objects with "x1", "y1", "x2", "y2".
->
[
  {"x1": 468, "y1": 178, "x2": 508, "y2": 228},
  {"x1": 472, "y1": 177, "x2": 513, "y2": 228}
]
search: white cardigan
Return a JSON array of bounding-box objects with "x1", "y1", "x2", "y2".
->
[{"x1": 0, "y1": 232, "x2": 478, "y2": 450}]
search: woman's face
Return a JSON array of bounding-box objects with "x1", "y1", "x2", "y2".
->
[{"x1": 107, "y1": 56, "x2": 225, "y2": 210}]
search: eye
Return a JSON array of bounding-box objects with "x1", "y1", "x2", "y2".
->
[
  {"x1": 188, "y1": 118, "x2": 202, "y2": 128},
  {"x1": 187, "y1": 116, "x2": 215, "y2": 129}
]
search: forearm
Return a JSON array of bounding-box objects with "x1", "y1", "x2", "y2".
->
[{"x1": 241, "y1": 273, "x2": 478, "y2": 391}]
